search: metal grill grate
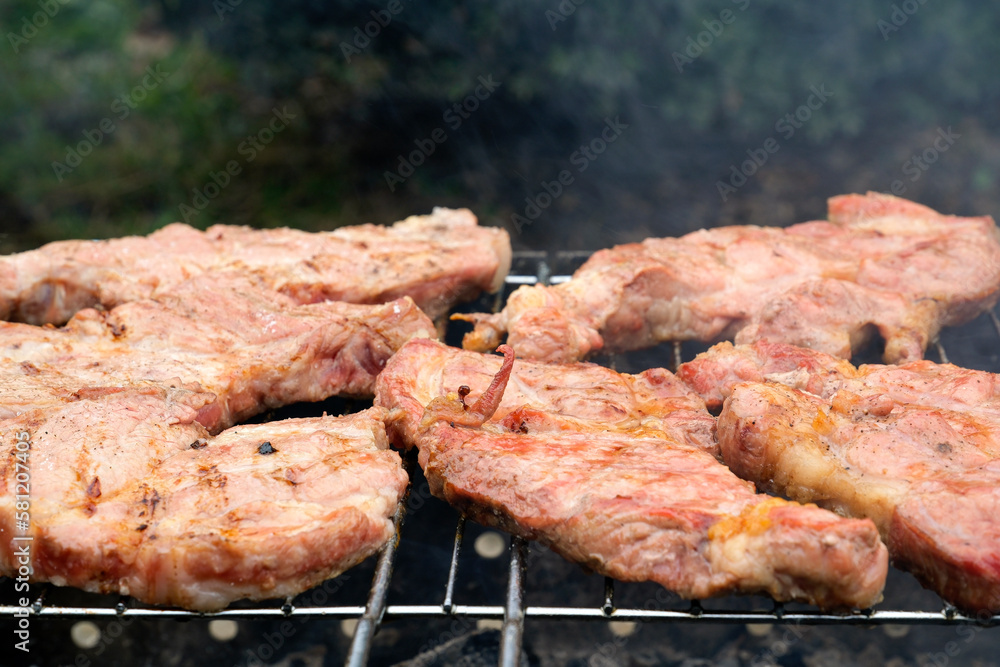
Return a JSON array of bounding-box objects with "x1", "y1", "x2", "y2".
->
[{"x1": 2, "y1": 250, "x2": 1000, "y2": 667}]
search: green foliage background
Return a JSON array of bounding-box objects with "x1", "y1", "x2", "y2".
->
[{"x1": 2, "y1": 0, "x2": 999, "y2": 251}]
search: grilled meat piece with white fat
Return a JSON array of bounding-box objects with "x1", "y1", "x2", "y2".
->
[
  {"x1": 375, "y1": 339, "x2": 888, "y2": 609},
  {"x1": 0, "y1": 207, "x2": 510, "y2": 324},
  {"x1": 683, "y1": 340, "x2": 1000, "y2": 611},
  {"x1": 0, "y1": 400, "x2": 405, "y2": 611},
  {"x1": 0, "y1": 271, "x2": 434, "y2": 430},
  {"x1": 460, "y1": 192, "x2": 1000, "y2": 363}
]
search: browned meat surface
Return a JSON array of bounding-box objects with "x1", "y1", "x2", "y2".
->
[
  {"x1": 0, "y1": 272, "x2": 434, "y2": 429},
  {"x1": 375, "y1": 336, "x2": 717, "y2": 456},
  {"x1": 0, "y1": 402, "x2": 405, "y2": 611},
  {"x1": 0, "y1": 207, "x2": 510, "y2": 324},
  {"x1": 375, "y1": 339, "x2": 887, "y2": 609},
  {"x1": 685, "y1": 340, "x2": 1000, "y2": 611},
  {"x1": 677, "y1": 340, "x2": 859, "y2": 411},
  {"x1": 461, "y1": 192, "x2": 1000, "y2": 363}
]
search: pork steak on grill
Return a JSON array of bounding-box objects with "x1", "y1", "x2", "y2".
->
[
  {"x1": 683, "y1": 340, "x2": 1000, "y2": 611},
  {"x1": 0, "y1": 271, "x2": 434, "y2": 429},
  {"x1": 0, "y1": 399, "x2": 406, "y2": 611},
  {"x1": 0, "y1": 207, "x2": 510, "y2": 324},
  {"x1": 460, "y1": 192, "x2": 1000, "y2": 363},
  {"x1": 375, "y1": 339, "x2": 888, "y2": 609}
]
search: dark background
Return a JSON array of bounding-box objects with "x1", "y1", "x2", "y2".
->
[
  {"x1": 3, "y1": 1, "x2": 1000, "y2": 665},
  {"x1": 2, "y1": 0, "x2": 999, "y2": 252}
]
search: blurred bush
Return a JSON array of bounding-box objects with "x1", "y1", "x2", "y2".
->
[{"x1": 1, "y1": 0, "x2": 999, "y2": 249}]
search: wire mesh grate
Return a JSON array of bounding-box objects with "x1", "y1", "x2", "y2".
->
[{"x1": 2, "y1": 250, "x2": 1000, "y2": 667}]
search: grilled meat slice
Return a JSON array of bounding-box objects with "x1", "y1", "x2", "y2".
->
[
  {"x1": 676, "y1": 340, "x2": 859, "y2": 411},
  {"x1": 0, "y1": 207, "x2": 510, "y2": 324},
  {"x1": 460, "y1": 192, "x2": 1000, "y2": 363},
  {"x1": 0, "y1": 398, "x2": 405, "y2": 611},
  {"x1": 684, "y1": 340, "x2": 1000, "y2": 611},
  {"x1": 0, "y1": 272, "x2": 434, "y2": 429},
  {"x1": 375, "y1": 340, "x2": 888, "y2": 609},
  {"x1": 375, "y1": 337, "x2": 717, "y2": 456}
]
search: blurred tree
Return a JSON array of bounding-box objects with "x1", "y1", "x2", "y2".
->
[{"x1": 1, "y1": 0, "x2": 999, "y2": 250}]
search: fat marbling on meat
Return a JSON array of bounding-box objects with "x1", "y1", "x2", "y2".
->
[
  {"x1": 0, "y1": 271, "x2": 434, "y2": 429},
  {"x1": 0, "y1": 400, "x2": 405, "y2": 611},
  {"x1": 682, "y1": 340, "x2": 1000, "y2": 611},
  {"x1": 0, "y1": 207, "x2": 510, "y2": 324},
  {"x1": 460, "y1": 192, "x2": 1000, "y2": 364},
  {"x1": 0, "y1": 271, "x2": 429, "y2": 609},
  {"x1": 375, "y1": 339, "x2": 888, "y2": 609}
]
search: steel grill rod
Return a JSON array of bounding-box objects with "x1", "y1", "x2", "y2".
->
[
  {"x1": 442, "y1": 516, "x2": 467, "y2": 613},
  {"x1": 492, "y1": 254, "x2": 556, "y2": 667},
  {"x1": 345, "y1": 461, "x2": 413, "y2": 667},
  {"x1": 498, "y1": 537, "x2": 528, "y2": 667},
  {"x1": 3, "y1": 602, "x2": 997, "y2": 625},
  {"x1": 602, "y1": 578, "x2": 616, "y2": 616}
]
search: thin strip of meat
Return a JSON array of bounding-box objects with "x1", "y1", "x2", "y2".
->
[
  {"x1": 683, "y1": 340, "x2": 1000, "y2": 611},
  {"x1": 375, "y1": 339, "x2": 887, "y2": 609},
  {"x1": 0, "y1": 400, "x2": 406, "y2": 611},
  {"x1": 0, "y1": 272, "x2": 434, "y2": 430},
  {"x1": 459, "y1": 192, "x2": 1000, "y2": 363},
  {"x1": 0, "y1": 207, "x2": 510, "y2": 324},
  {"x1": 376, "y1": 337, "x2": 717, "y2": 456}
]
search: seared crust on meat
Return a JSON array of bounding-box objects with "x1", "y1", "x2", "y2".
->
[
  {"x1": 376, "y1": 337, "x2": 717, "y2": 456},
  {"x1": 0, "y1": 270, "x2": 430, "y2": 609},
  {"x1": 687, "y1": 340, "x2": 1000, "y2": 611},
  {"x1": 462, "y1": 192, "x2": 1000, "y2": 363},
  {"x1": 0, "y1": 272, "x2": 434, "y2": 429},
  {"x1": 0, "y1": 401, "x2": 405, "y2": 611},
  {"x1": 376, "y1": 340, "x2": 888, "y2": 609},
  {"x1": 0, "y1": 208, "x2": 510, "y2": 324}
]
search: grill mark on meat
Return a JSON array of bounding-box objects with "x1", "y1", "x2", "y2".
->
[
  {"x1": 138, "y1": 487, "x2": 161, "y2": 519},
  {"x1": 86, "y1": 477, "x2": 101, "y2": 499},
  {"x1": 189, "y1": 439, "x2": 207, "y2": 450},
  {"x1": 257, "y1": 441, "x2": 276, "y2": 455},
  {"x1": 20, "y1": 361, "x2": 39, "y2": 375}
]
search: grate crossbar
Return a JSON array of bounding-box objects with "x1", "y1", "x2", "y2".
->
[{"x1": 5, "y1": 254, "x2": 1000, "y2": 667}]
